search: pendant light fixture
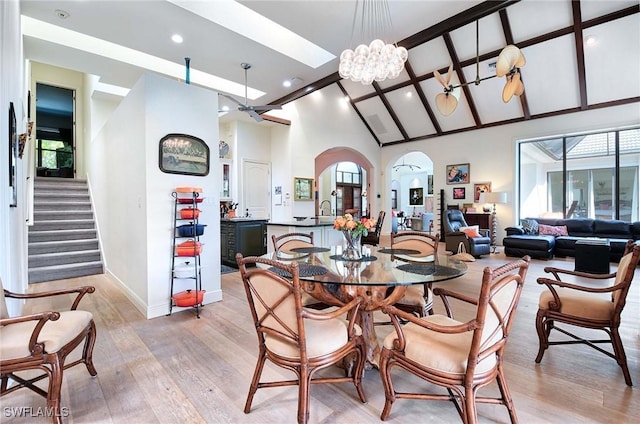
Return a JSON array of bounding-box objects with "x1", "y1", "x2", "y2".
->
[{"x1": 338, "y1": 0, "x2": 408, "y2": 85}]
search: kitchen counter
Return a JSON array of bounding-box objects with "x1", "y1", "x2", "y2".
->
[
  {"x1": 267, "y1": 217, "x2": 336, "y2": 227},
  {"x1": 266, "y1": 218, "x2": 343, "y2": 248}
]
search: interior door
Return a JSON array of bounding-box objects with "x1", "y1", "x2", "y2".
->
[
  {"x1": 35, "y1": 83, "x2": 75, "y2": 178},
  {"x1": 242, "y1": 160, "x2": 271, "y2": 219}
]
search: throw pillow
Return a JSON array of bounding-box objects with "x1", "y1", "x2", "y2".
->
[
  {"x1": 538, "y1": 224, "x2": 569, "y2": 236},
  {"x1": 459, "y1": 225, "x2": 481, "y2": 238},
  {"x1": 521, "y1": 219, "x2": 539, "y2": 235}
]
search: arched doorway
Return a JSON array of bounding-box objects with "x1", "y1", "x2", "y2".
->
[
  {"x1": 315, "y1": 147, "x2": 374, "y2": 217},
  {"x1": 388, "y1": 152, "x2": 434, "y2": 233}
]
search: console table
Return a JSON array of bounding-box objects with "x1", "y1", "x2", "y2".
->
[{"x1": 463, "y1": 212, "x2": 492, "y2": 230}]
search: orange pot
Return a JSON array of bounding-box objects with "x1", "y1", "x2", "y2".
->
[
  {"x1": 227, "y1": 210, "x2": 236, "y2": 218},
  {"x1": 172, "y1": 289, "x2": 205, "y2": 307},
  {"x1": 180, "y1": 208, "x2": 200, "y2": 219},
  {"x1": 176, "y1": 240, "x2": 203, "y2": 256}
]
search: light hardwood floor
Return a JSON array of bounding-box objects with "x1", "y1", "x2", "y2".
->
[{"x1": 2, "y1": 245, "x2": 639, "y2": 423}]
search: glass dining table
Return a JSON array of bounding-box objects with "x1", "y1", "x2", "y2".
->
[{"x1": 258, "y1": 245, "x2": 468, "y2": 368}]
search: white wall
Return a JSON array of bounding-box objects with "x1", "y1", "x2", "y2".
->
[
  {"x1": 0, "y1": 0, "x2": 27, "y2": 315},
  {"x1": 382, "y1": 103, "x2": 640, "y2": 245},
  {"x1": 88, "y1": 73, "x2": 221, "y2": 319},
  {"x1": 271, "y1": 85, "x2": 381, "y2": 220}
]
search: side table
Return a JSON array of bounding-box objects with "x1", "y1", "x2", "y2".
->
[{"x1": 575, "y1": 239, "x2": 610, "y2": 274}]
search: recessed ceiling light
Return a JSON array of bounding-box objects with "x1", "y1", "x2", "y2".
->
[
  {"x1": 55, "y1": 9, "x2": 70, "y2": 19},
  {"x1": 585, "y1": 35, "x2": 597, "y2": 46},
  {"x1": 171, "y1": 34, "x2": 183, "y2": 44},
  {"x1": 220, "y1": 105, "x2": 230, "y2": 112},
  {"x1": 405, "y1": 91, "x2": 412, "y2": 98},
  {"x1": 282, "y1": 80, "x2": 292, "y2": 88}
]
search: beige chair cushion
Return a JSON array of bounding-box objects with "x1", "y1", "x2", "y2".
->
[
  {"x1": 539, "y1": 288, "x2": 614, "y2": 321},
  {"x1": 397, "y1": 286, "x2": 429, "y2": 307},
  {"x1": 383, "y1": 314, "x2": 496, "y2": 375},
  {"x1": 266, "y1": 317, "x2": 349, "y2": 359},
  {"x1": 0, "y1": 310, "x2": 93, "y2": 360}
]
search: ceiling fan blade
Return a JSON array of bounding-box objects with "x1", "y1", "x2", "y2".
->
[
  {"x1": 435, "y1": 92, "x2": 457, "y2": 116},
  {"x1": 219, "y1": 93, "x2": 245, "y2": 107},
  {"x1": 514, "y1": 73, "x2": 524, "y2": 96},
  {"x1": 502, "y1": 73, "x2": 519, "y2": 103},
  {"x1": 445, "y1": 63, "x2": 453, "y2": 84},
  {"x1": 496, "y1": 45, "x2": 522, "y2": 77},
  {"x1": 434, "y1": 69, "x2": 448, "y2": 88},
  {"x1": 247, "y1": 109, "x2": 264, "y2": 122},
  {"x1": 250, "y1": 104, "x2": 282, "y2": 111}
]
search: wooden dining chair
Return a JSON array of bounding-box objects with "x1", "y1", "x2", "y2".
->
[
  {"x1": 0, "y1": 278, "x2": 97, "y2": 424},
  {"x1": 272, "y1": 232, "x2": 314, "y2": 252},
  {"x1": 379, "y1": 257, "x2": 530, "y2": 423},
  {"x1": 236, "y1": 253, "x2": 367, "y2": 424},
  {"x1": 388, "y1": 231, "x2": 440, "y2": 318},
  {"x1": 535, "y1": 240, "x2": 640, "y2": 386},
  {"x1": 271, "y1": 232, "x2": 331, "y2": 310}
]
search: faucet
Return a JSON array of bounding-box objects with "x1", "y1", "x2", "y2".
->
[{"x1": 319, "y1": 200, "x2": 331, "y2": 216}]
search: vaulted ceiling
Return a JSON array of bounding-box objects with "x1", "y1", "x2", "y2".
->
[{"x1": 21, "y1": 1, "x2": 640, "y2": 147}]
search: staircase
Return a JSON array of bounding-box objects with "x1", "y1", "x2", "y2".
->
[{"x1": 28, "y1": 177, "x2": 104, "y2": 283}]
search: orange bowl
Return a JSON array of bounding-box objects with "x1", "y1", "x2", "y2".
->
[{"x1": 172, "y1": 289, "x2": 205, "y2": 307}]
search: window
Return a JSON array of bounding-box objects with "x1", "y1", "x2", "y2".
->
[{"x1": 518, "y1": 127, "x2": 639, "y2": 221}]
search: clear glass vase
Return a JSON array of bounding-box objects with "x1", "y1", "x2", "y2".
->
[{"x1": 341, "y1": 230, "x2": 363, "y2": 260}]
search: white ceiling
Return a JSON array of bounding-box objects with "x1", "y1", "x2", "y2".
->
[{"x1": 20, "y1": 0, "x2": 640, "y2": 143}]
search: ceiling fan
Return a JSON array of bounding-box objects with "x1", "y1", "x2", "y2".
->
[
  {"x1": 218, "y1": 63, "x2": 281, "y2": 122},
  {"x1": 433, "y1": 20, "x2": 526, "y2": 116}
]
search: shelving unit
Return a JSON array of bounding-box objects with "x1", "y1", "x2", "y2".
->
[{"x1": 169, "y1": 187, "x2": 205, "y2": 318}]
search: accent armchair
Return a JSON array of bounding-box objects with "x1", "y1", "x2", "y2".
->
[
  {"x1": 535, "y1": 240, "x2": 640, "y2": 386},
  {"x1": 0, "y1": 278, "x2": 97, "y2": 424},
  {"x1": 443, "y1": 209, "x2": 491, "y2": 257}
]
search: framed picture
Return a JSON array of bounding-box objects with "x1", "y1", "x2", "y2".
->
[
  {"x1": 8, "y1": 102, "x2": 17, "y2": 207},
  {"x1": 453, "y1": 187, "x2": 466, "y2": 200},
  {"x1": 474, "y1": 182, "x2": 492, "y2": 202},
  {"x1": 409, "y1": 187, "x2": 423, "y2": 205},
  {"x1": 427, "y1": 174, "x2": 433, "y2": 195},
  {"x1": 294, "y1": 177, "x2": 314, "y2": 201},
  {"x1": 391, "y1": 189, "x2": 397, "y2": 209},
  {"x1": 159, "y1": 133, "x2": 210, "y2": 176},
  {"x1": 446, "y1": 163, "x2": 470, "y2": 184}
]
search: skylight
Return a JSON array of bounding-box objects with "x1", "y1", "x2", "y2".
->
[
  {"x1": 21, "y1": 15, "x2": 264, "y2": 100},
  {"x1": 167, "y1": 0, "x2": 335, "y2": 68}
]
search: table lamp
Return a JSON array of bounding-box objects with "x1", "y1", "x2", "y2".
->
[{"x1": 481, "y1": 191, "x2": 508, "y2": 253}]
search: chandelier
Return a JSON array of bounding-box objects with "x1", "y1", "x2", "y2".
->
[
  {"x1": 338, "y1": 0, "x2": 408, "y2": 85},
  {"x1": 393, "y1": 158, "x2": 421, "y2": 172},
  {"x1": 433, "y1": 20, "x2": 526, "y2": 116}
]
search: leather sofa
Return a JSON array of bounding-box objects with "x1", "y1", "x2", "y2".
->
[
  {"x1": 443, "y1": 209, "x2": 491, "y2": 257},
  {"x1": 504, "y1": 217, "x2": 640, "y2": 262}
]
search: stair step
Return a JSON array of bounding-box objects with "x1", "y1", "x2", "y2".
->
[
  {"x1": 30, "y1": 219, "x2": 96, "y2": 231},
  {"x1": 29, "y1": 250, "x2": 102, "y2": 268},
  {"x1": 29, "y1": 239, "x2": 100, "y2": 255},
  {"x1": 28, "y1": 261, "x2": 104, "y2": 284},
  {"x1": 34, "y1": 201, "x2": 93, "y2": 211},
  {"x1": 34, "y1": 177, "x2": 87, "y2": 185},
  {"x1": 34, "y1": 193, "x2": 91, "y2": 202},
  {"x1": 28, "y1": 229, "x2": 97, "y2": 243},
  {"x1": 34, "y1": 210, "x2": 95, "y2": 221}
]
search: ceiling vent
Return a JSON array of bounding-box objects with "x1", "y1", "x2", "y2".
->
[{"x1": 366, "y1": 114, "x2": 387, "y2": 135}]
